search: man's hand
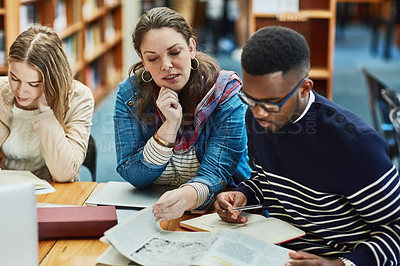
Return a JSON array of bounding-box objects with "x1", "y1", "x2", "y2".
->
[
  {"x1": 285, "y1": 251, "x2": 345, "y2": 266},
  {"x1": 214, "y1": 191, "x2": 248, "y2": 223}
]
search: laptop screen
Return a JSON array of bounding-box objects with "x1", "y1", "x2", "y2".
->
[{"x1": 0, "y1": 182, "x2": 38, "y2": 266}]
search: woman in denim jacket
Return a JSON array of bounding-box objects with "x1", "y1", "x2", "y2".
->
[{"x1": 114, "y1": 7, "x2": 250, "y2": 222}]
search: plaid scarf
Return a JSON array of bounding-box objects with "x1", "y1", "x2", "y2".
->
[{"x1": 153, "y1": 70, "x2": 241, "y2": 154}]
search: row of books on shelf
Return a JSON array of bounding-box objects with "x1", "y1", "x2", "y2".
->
[
  {"x1": 19, "y1": 0, "x2": 118, "y2": 35},
  {"x1": 105, "y1": 13, "x2": 116, "y2": 41},
  {"x1": 83, "y1": 0, "x2": 120, "y2": 18},
  {"x1": 0, "y1": 29, "x2": 5, "y2": 67},
  {"x1": 85, "y1": 18, "x2": 117, "y2": 53},
  {"x1": 19, "y1": 3, "x2": 38, "y2": 33},
  {"x1": 85, "y1": 54, "x2": 117, "y2": 90},
  {"x1": 63, "y1": 34, "x2": 78, "y2": 67},
  {"x1": 54, "y1": 0, "x2": 67, "y2": 33},
  {"x1": 63, "y1": 30, "x2": 117, "y2": 72},
  {"x1": 253, "y1": 0, "x2": 299, "y2": 14},
  {"x1": 85, "y1": 23, "x2": 102, "y2": 55},
  {"x1": 85, "y1": 62, "x2": 101, "y2": 91}
]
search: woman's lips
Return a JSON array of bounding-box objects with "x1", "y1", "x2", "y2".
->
[
  {"x1": 163, "y1": 74, "x2": 179, "y2": 82},
  {"x1": 17, "y1": 96, "x2": 29, "y2": 101}
]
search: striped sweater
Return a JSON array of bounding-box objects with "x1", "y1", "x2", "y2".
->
[{"x1": 237, "y1": 93, "x2": 400, "y2": 265}]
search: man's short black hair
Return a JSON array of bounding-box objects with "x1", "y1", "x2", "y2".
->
[{"x1": 242, "y1": 26, "x2": 310, "y2": 76}]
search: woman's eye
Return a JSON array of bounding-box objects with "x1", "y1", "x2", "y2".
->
[
  {"x1": 29, "y1": 83, "x2": 40, "y2": 87},
  {"x1": 170, "y1": 51, "x2": 180, "y2": 56},
  {"x1": 148, "y1": 57, "x2": 157, "y2": 62},
  {"x1": 11, "y1": 76, "x2": 19, "y2": 82}
]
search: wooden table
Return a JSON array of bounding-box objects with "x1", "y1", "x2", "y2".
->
[{"x1": 36, "y1": 182, "x2": 199, "y2": 265}]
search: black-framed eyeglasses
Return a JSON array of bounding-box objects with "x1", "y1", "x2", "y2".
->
[{"x1": 238, "y1": 75, "x2": 308, "y2": 113}]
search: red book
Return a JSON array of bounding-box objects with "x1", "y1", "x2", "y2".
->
[{"x1": 37, "y1": 206, "x2": 117, "y2": 240}]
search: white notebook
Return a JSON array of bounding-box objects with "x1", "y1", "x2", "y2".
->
[
  {"x1": 0, "y1": 170, "x2": 55, "y2": 195},
  {"x1": 180, "y1": 212, "x2": 305, "y2": 244}
]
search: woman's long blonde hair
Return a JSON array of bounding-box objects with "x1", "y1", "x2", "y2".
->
[
  {"x1": 130, "y1": 7, "x2": 220, "y2": 121},
  {"x1": 8, "y1": 24, "x2": 73, "y2": 128}
]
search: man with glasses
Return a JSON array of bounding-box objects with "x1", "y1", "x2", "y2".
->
[{"x1": 214, "y1": 26, "x2": 400, "y2": 265}]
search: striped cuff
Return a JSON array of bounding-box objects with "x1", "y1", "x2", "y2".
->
[
  {"x1": 143, "y1": 137, "x2": 173, "y2": 165},
  {"x1": 338, "y1": 257, "x2": 356, "y2": 266},
  {"x1": 181, "y1": 182, "x2": 209, "y2": 210}
]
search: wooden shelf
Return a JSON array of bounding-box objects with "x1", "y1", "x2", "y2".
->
[
  {"x1": 72, "y1": 61, "x2": 85, "y2": 76},
  {"x1": 58, "y1": 21, "x2": 84, "y2": 39},
  {"x1": 249, "y1": 0, "x2": 336, "y2": 99},
  {"x1": 1, "y1": 0, "x2": 124, "y2": 107},
  {"x1": 20, "y1": 0, "x2": 40, "y2": 4},
  {"x1": 252, "y1": 10, "x2": 333, "y2": 19},
  {"x1": 310, "y1": 68, "x2": 331, "y2": 79},
  {"x1": 84, "y1": 7, "x2": 108, "y2": 23},
  {"x1": 85, "y1": 31, "x2": 122, "y2": 63}
]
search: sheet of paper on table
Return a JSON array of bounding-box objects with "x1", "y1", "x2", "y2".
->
[
  {"x1": 96, "y1": 208, "x2": 293, "y2": 266},
  {"x1": 0, "y1": 170, "x2": 55, "y2": 195}
]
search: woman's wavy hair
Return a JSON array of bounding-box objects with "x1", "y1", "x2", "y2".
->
[
  {"x1": 8, "y1": 24, "x2": 73, "y2": 129},
  {"x1": 129, "y1": 7, "x2": 220, "y2": 120}
]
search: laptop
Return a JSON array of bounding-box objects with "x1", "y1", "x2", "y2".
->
[
  {"x1": 86, "y1": 181, "x2": 176, "y2": 209},
  {"x1": 0, "y1": 182, "x2": 38, "y2": 266},
  {"x1": 85, "y1": 181, "x2": 213, "y2": 214}
]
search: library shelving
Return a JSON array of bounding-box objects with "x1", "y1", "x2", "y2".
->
[
  {"x1": 0, "y1": 0, "x2": 124, "y2": 106},
  {"x1": 248, "y1": 0, "x2": 336, "y2": 99}
]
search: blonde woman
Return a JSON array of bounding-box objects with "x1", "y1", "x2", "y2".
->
[{"x1": 0, "y1": 25, "x2": 94, "y2": 182}]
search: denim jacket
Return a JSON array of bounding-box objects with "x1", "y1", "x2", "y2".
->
[{"x1": 114, "y1": 72, "x2": 251, "y2": 208}]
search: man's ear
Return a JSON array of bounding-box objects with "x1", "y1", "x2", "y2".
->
[{"x1": 300, "y1": 78, "x2": 314, "y2": 98}]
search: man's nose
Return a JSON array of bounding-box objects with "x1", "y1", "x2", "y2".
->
[{"x1": 252, "y1": 104, "x2": 270, "y2": 117}]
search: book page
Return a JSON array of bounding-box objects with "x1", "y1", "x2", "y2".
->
[
  {"x1": 98, "y1": 208, "x2": 294, "y2": 266},
  {"x1": 180, "y1": 212, "x2": 305, "y2": 244},
  {"x1": 197, "y1": 230, "x2": 292, "y2": 266},
  {"x1": 101, "y1": 208, "x2": 212, "y2": 265},
  {"x1": 96, "y1": 246, "x2": 136, "y2": 266}
]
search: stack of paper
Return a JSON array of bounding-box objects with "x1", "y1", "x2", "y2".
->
[
  {"x1": 0, "y1": 170, "x2": 55, "y2": 195},
  {"x1": 96, "y1": 208, "x2": 294, "y2": 266}
]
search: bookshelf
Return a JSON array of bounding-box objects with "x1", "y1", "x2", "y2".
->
[
  {"x1": 0, "y1": 0, "x2": 124, "y2": 106},
  {"x1": 248, "y1": 0, "x2": 336, "y2": 99}
]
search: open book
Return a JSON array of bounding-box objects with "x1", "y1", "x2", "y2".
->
[
  {"x1": 180, "y1": 212, "x2": 305, "y2": 244},
  {"x1": 96, "y1": 208, "x2": 294, "y2": 266},
  {"x1": 0, "y1": 170, "x2": 55, "y2": 195}
]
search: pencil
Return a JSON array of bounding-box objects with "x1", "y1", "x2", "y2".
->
[{"x1": 223, "y1": 204, "x2": 264, "y2": 213}]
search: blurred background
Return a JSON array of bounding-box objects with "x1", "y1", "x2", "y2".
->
[
  {"x1": 2, "y1": 0, "x2": 399, "y2": 182},
  {"x1": 88, "y1": 0, "x2": 400, "y2": 182}
]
